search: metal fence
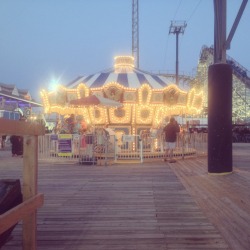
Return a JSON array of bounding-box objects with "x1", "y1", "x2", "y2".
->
[
  {"x1": 38, "y1": 132, "x2": 208, "y2": 164},
  {"x1": 38, "y1": 133, "x2": 116, "y2": 165}
]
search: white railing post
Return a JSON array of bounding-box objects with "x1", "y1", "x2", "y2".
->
[
  {"x1": 114, "y1": 136, "x2": 118, "y2": 162},
  {"x1": 104, "y1": 134, "x2": 108, "y2": 167},
  {"x1": 181, "y1": 133, "x2": 185, "y2": 160},
  {"x1": 139, "y1": 137, "x2": 143, "y2": 163}
]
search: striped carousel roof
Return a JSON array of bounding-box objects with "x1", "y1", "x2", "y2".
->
[{"x1": 66, "y1": 56, "x2": 173, "y2": 89}]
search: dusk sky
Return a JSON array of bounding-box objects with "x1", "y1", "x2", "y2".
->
[{"x1": 0, "y1": 0, "x2": 249, "y2": 101}]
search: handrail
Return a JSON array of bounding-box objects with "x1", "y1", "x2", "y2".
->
[{"x1": 0, "y1": 194, "x2": 44, "y2": 234}]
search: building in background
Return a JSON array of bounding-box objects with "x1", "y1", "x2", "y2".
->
[{"x1": 0, "y1": 83, "x2": 42, "y2": 120}]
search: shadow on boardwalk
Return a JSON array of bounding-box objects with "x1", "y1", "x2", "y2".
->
[{"x1": 0, "y1": 144, "x2": 249, "y2": 250}]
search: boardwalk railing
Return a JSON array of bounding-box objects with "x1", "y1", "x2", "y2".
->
[{"x1": 38, "y1": 132, "x2": 208, "y2": 164}]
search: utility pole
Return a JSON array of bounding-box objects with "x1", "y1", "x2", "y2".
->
[
  {"x1": 169, "y1": 21, "x2": 187, "y2": 86},
  {"x1": 132, "y1": 0, "x2": 139, "y2": 68}
]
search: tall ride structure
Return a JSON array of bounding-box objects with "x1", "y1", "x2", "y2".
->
[
  {"x1": 169, "y1": 21, "x2": 187, "y2": 86},
  {"x1": 132, "y1": 0, "x2": 139, "y2": 68}
]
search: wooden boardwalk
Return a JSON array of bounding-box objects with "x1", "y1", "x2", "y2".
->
[{"x1": 1, "y1": 144, "x2": 250, "y2": 250}]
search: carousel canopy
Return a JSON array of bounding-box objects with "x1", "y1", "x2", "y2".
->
[
  {"x1": 67, "y1": 56, "x2": 172, "y2": 89},
  {"x1": 41, "y1": 56, "x2": 203, "y2": 128},
  {"x1": 70, "y1": 94, "x2": 123, "y2": 108}
]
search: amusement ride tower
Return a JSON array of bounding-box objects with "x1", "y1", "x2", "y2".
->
[{"x1": 132, "y1": 0, "x2": 139, "y2": 68}]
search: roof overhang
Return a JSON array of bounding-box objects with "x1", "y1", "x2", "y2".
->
[{"x1": 0, "y1": 92, "x2": 43, "y2": 107}]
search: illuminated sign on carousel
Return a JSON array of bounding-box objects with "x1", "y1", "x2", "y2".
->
[{"x1": 41, "y1": 56, "x2": 203, "y2": 135}]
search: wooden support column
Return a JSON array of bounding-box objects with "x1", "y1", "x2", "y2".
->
[{"x1": 22, "y1": 135, "x2": 38, "y2": 250}]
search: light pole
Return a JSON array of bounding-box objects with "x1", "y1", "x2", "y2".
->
[{"x1": 169, "y1": 21, "x2": 187, "y2": 86}]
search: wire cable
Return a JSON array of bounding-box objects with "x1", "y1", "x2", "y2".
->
[
  {"x1": 187, "y1": 0, "x2": 202, "y2": 22},
  {"x1": 163, "y1": 33, "x2": 170, "y2": 71},
  {"x1": 172, "y1": 0, "x2": 183, "y2": 20}
]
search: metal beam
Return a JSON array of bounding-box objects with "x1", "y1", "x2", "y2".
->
[
  {"x1": 226, "y1": 0, "x2": 248, "y2": 49},
  {"x1": 213, "y1": 0, "x2": 227, "y2": 63}
]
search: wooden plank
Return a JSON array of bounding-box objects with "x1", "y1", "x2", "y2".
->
[
  {"x1": 0, "y1": 118, "x2": 45, "y2": 136},
  {"x1": 170, "y1": 155, "x2": 250, "y2": 250},
  {"x1": 0, "y1": 193, "x2": 44, "y2": 234},
  {"x1": 2, "y1": 143, "x2": 250, "y2": 250}
]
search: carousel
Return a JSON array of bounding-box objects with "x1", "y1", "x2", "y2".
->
[{"x1": 41, "y1": 56, "x2": 203, "y2": 136}]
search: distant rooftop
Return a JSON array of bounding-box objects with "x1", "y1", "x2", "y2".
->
[{"x1": 0, "y1": 82, "x2": 42, "y2": 107}]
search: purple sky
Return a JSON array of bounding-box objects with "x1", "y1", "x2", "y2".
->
[{"x1": 0, "y1": 0, "x2": 249, "y2": 101}]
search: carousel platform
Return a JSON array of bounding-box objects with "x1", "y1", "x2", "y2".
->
[{"x1": 41, "y1": 147, "x2": 197, "y2": 164}]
